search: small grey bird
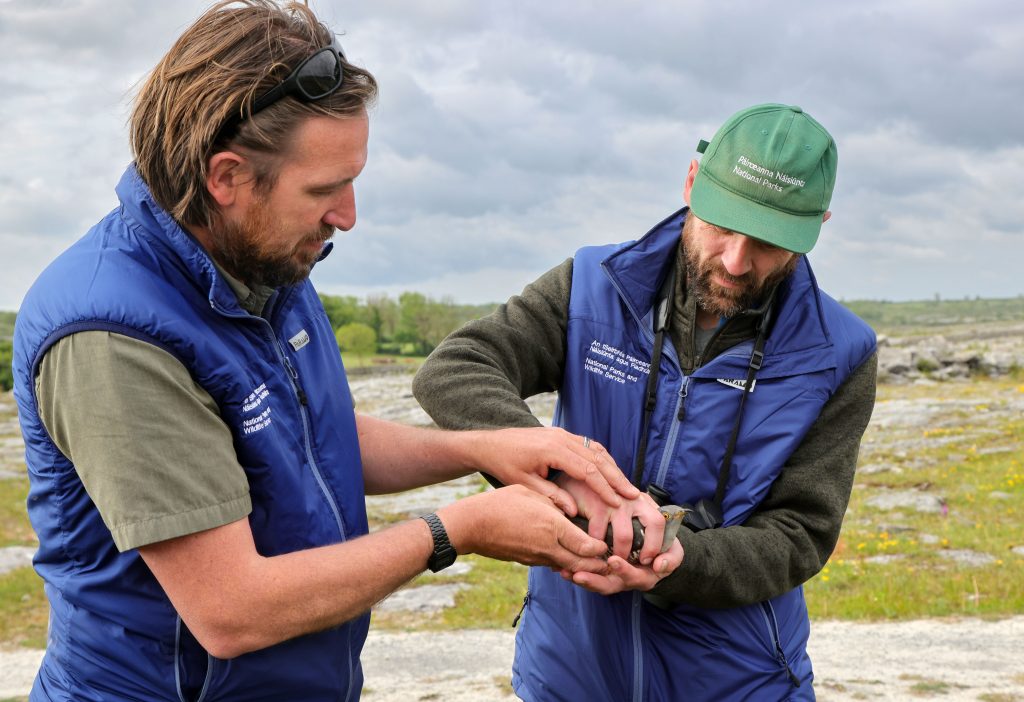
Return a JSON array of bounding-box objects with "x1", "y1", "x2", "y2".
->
[{"x1": 570, "y1": 505, "x2": 689, "y2": 564}]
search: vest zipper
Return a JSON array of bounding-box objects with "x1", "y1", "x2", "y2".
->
[
  {"x1": 760, "y1": 601, "x2": 801, "y2": 688},
  {"x1": 630, "y1": 592, "x2": 644, "y2": 702},
  {"x1": 653, "y1": 376, "x2": 687, "y2": 489},
  {"x1": 266, "y1": 331, "x2": 346, "y2": 541},
  {"x1": 270, "y1": 331, "x2": 358, "y2": 701}
]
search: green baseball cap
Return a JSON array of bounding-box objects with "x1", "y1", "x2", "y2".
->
[{"x1": 689, "y1": 103, "x2": 837, "y2": 254}]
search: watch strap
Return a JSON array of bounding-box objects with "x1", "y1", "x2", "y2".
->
[{"x1": 420, "y1": 512, "x2": 457, "y2": 572}]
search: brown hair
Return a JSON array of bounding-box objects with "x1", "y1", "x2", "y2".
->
[{"x1": 129, "y1": 0, "x2": 378, "y2": 227}]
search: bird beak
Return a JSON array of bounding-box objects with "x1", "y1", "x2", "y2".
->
[{"x1": 658, "y1": 505, "x2": 690, "y2": 553}]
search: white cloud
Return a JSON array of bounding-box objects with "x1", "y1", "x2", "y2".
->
[{"x1": 2, "y1": 0, "x2": 1022, "y2": 311}]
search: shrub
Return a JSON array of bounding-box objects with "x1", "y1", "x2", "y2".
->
[{"x1": 0, "y1": 340, "x2": 13, "y2": 392}]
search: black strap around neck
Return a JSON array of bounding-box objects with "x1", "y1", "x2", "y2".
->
[
  {"x1": 631, "y1": 263, "x2": 776, "y2": 528},
  {"x1": 631, "y1": 265, "x2": 676, "y2": 487},
  {"x1": 711, "y1": 301, "x2": 773, "y2": 508}
]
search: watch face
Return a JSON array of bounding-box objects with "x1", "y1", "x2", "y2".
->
[{"x1": 429, "y1": 545, "x2": 457, "y2": 572}]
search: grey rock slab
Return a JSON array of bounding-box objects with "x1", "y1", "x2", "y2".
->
[
  {"x1": 0, "y1": 648, "x2": 44, "y2": 699},
  {"x1": 936, "y1": 549, "x2": 996, "y2": 567},
  {"x1": 865, "y1": 490, "x2": 946, "y2": 513},
  {"x1": 375, "y1": 583, "x2": 469, "y2": 613},
  {"x1": 857, "y1": 462, "x2": 900, "y2": 475},
  {"x1": 366, "y1": 475, "x2": 483, "y2": 520},
  {"x1": 0, "y1": 546, "x2": 35, "y2": 575},
  {"x1": 347, "y1": 372, "x2": 433, "y2": 427}
]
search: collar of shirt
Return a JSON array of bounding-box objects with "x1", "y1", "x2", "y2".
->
[{"x1": 212, "y1": 262, "x2": 275, "y2": 318}]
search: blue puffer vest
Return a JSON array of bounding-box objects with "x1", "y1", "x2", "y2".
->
[
  {"x1": 13, "y1": 166, "x2": 370, "y2": 701},
  {"x1": 512, "y1": 208, "x2": 876, "y2": 702}
]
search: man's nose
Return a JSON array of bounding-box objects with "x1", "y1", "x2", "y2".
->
[
  {"x1": 323, "y1": 186, "x2": 356, "y2": 231},
  {"x1": 720, "y1": 235, "x2": 754, "y2": 277}
]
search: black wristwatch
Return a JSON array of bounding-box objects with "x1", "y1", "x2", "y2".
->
[{"x1": 420, "y1": 513, "x2": 457, "y2": 572}]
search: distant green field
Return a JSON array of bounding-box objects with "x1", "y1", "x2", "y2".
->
[
  {"x1": 4, "y1": 296, "x2": 1023, "y2": 344},
  {"x1": 842, "y1": 297, "x2": 1024, "y2": 335}
]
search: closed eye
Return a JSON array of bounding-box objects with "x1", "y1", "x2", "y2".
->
[{"x1": 305, "y1": 179, "x2": 353, "y2": 198}]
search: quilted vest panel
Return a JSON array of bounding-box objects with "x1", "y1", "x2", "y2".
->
[
  {"x1": 513, "y1": 209, "x2": 875, "y2": 702},
  {"x1": 14, "y1": 167, "x2": 369, "y2": 701}
]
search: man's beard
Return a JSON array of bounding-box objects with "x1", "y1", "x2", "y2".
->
[
  {"x1": 683, "y1": 220, "x2": 798, "y2": 318},
  {"x1": 207, "y1": 199, "x2": 334, "y2": 289}
]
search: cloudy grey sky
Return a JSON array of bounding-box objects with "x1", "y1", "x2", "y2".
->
[{"x1": 1, "y1": 0, "x2": 1022, "y2": 311}]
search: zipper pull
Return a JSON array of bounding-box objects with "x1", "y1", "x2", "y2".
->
[
  {"x1": 776, "y1": 642, "x2": 801, "y2": 687},
  {"x1": 280, "y1": 349, "x2": 299, "y2": 380},
  {"x1": 511, "y1": 592, "x2": 531, "y2": 628},
  {"x1": 677, "y1": 378, "x2": 690, "y2": 421},
  {"x1": 278, "y1": 343, "x2": 307, "y2": 405}
]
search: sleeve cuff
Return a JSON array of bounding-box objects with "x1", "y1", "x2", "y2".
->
[{"x1": 110, "y1": 493, "x2": 253, "y2": 552}]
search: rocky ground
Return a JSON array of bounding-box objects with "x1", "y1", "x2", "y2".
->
[
  {"x1": 1, "y1": 322, "x2": 1023, "y2": 700},
  {"x1": 4, "y1": 618, "x2": 1024, "y2": 701}
]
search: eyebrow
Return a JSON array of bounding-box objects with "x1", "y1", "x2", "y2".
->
[{"x1": 305, "y1": 177, "x2": 354, "y2": 194}]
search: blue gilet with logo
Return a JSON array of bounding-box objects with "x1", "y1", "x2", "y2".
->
[
  {"x1": 13, "y1": 166, "x2": 370, "y2": 701},
  {"x1": 512, "y1": 209, "x2": 876, "y2": 702}
]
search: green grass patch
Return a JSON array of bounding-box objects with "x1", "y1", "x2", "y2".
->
[
  {"x1": 439, "y1": 558, "x2": 529, "y2": 630},
  {"x1": 0, "y1": 477, "x2": 35, "y2": 547},
  {"x1": 340, "y1": 353, "x2": 425, "y2": 371},
  {"x1": 806, "y1": 377, "x2": 1024, "y2": 620},
  {"x1": 372, "y1": 556, "x2": 528, "y2": 631},
  {"x1": 900, "y1": 673, "x2": 968, "y2": 696},
  {"x1": 0, "y1": 566, "x2": 48, "y2": 649}
]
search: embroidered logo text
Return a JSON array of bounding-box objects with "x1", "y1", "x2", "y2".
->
[
  {"x1": 585, "y1": 340, "x2": 649, "y2": 385},
  {"x1": 242, "y1": 382, "x2": 273, "y2": 435}
]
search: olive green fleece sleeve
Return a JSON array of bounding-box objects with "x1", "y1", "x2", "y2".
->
[
  {"x1": 413, "y1": 258, "x2": 574, "y2": 430},
  {"x1": 416, "y1": 257, "x2": 878, "y2": 610},
  {"x1": 650, "y1": 351, "x2": 878, "y2": 608}
]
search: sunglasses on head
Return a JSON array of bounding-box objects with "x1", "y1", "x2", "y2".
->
[{"x1": 249, "y1": 36, "x2": 347, "y2": 117}]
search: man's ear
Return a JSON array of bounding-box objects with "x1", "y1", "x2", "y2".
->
[
  {"x1": 822, "y1": 210, "x2": 832, "y2": 224},
  {"x1": 683, "y1": 159, "x2": 699, "y2": 206},
  {"x1": 206, "y1": 151, "x2": 249, "y2": 208}
]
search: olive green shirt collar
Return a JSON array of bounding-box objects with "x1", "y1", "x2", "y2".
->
[{"x1": 212, "y1": 263, "x2": 275, "y2": 318}]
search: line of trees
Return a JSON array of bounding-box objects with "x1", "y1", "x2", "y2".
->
[
  {"x1": 0, "y1": 295, "x2": 499, "y2": 392},
  {"x1": 322, "y1": 291, "x2": 497, "y2": 360},
  {"x1": 4, "y1": 295, "x2": 1024, "y2": 392}
]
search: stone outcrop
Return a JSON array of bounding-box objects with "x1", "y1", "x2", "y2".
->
[{"x1": 876, "y1": 324, "x2": 1024, "y2": 384}]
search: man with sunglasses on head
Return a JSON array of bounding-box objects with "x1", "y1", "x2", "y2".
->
[
  {"x1": 414, "y1": 104, "x2": 878, "y2": 700},
  {"x1": 11, "y1": 2, "x2": 657, "y2": 700}
]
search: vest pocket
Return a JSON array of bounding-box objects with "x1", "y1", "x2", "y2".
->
[
  {"x1": 175, "y1": 616, "x2": 214, "y2": 701},
  {"x1": 758, "y1": 602, "x2": 801, "y2": 688}
]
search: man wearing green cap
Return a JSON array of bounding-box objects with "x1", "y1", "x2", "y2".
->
[{"x1": 414, "y1": 103, "x2": 877, "y2": 701}]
